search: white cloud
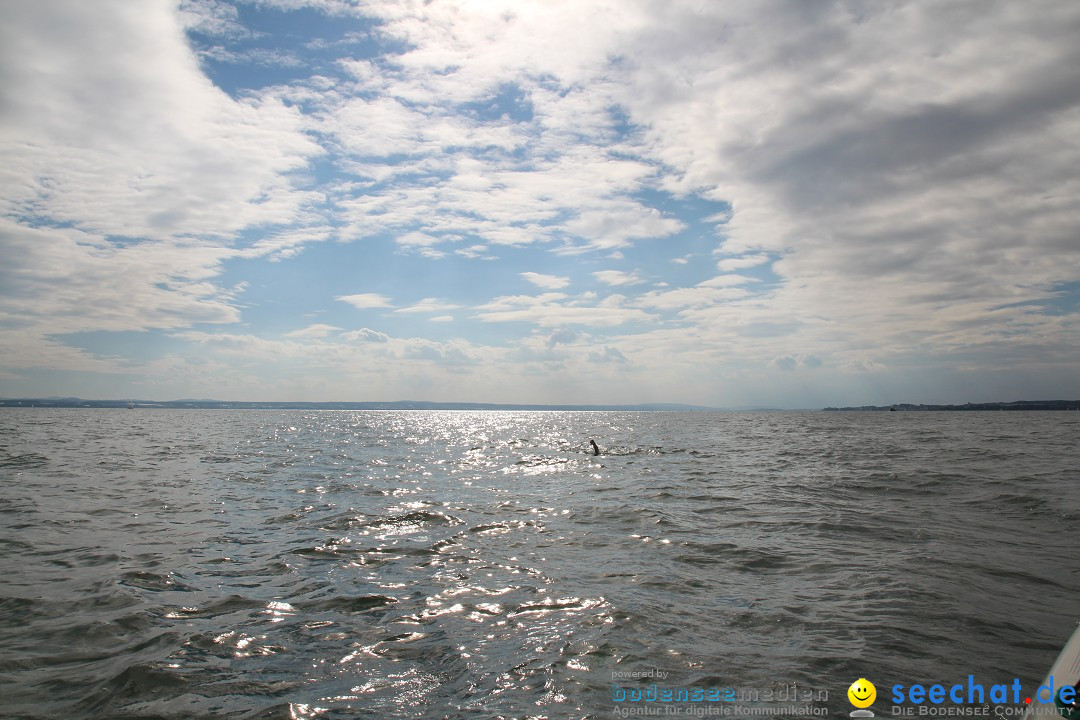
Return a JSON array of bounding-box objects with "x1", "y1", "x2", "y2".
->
[
  {"x1": 636, "y1": 286, "x2": 749, "y2": 311},
  {"x1": 560, "y1": 202, "x2": 684, "y2": 252},
  {"x1": 337, "y1": 293, "x2": 394, "y2": 310},
  {"x1": 589, "y1": 346, "x2": 628, "y2": 364},
  {"x1": 697, "y1": 275, "x2": 758, "y2": 288},
  {"x1": 285, "y1": 324, "x2": 342, "y2": 338},
  {"x1": 521, "y1": 272, "x2": 570, "y2": 290},
  {"x1": 474, "y1": 292, "x2": 652, "y2": 327},
  {"x1": 0, "y1": 0, "x2": 333, "y2": 384},
  {"x1": 547, "y1": 329, "x2": 583, "y2": 347},
  {"x1": 715, "y1": 254, "x2": 771, "y2": 272},
  {"x1": 0, "y1": 0, "x2": 322, "y2": 240},
  {"x1": 771, "y1": 355, "x2": 798, "y2": 372},
  {"x1": 341, "y1": 328, "x2": 389, "y2": 343},
  {"x1": 197, "y1": 45, "x2": 304, "y2": 68},
  {"x1": 770, "y1": 354, "x2": 823, "y2": 372},
  {"x1": 331, "y1": 142, "x2": 679, "y2": 254},
  {"x1": 329, "y1": 96, "x2": 428, "y2": 158},
  {"x1": 593, "y1": 270, "x2": 643, "y2": 287},
  {"x1": 608, "y1": 0, "x2": 1080, "y2": 370},
  {"x1": 308, "y1": 2, "x2": 688, "y2": 260},
  {"x1": 395, "y1": 232, "x2": 442, "y2": 249},
  {"x1": 242, "y1": 226, "x2": 335, "y2": 262},
  {"x1": 456, "y1": 244, "x2": 497, "y2": 261},
  {"x1": 178, "y1": 0, "x2": 250, "y2": 39},
  {"x1": 402, "y1": 339, "x2": 477, "y2": 367},
  {"x1": 840, "y1": 359, "x2": 889, "y2": 374},
  {"x1": 395, "y1": 298, "x2": 462, "y2": 314},
  {"x1": 3, "y1": 0, "x2": 1079, "y2": 407},
  {"x1": 0, "y1": 220, "x2": 239, "y2": 336},
  {"x1": 172, "y1": 329, "x2": 498, "y2": 390}
]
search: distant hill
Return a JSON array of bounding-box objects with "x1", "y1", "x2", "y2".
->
[
  {"x1": 823, "y1": 400, "x2": 1080, "y2": 411},
  {"x1": 0, "y1": 398, "x2": 718, "y2": 412}
]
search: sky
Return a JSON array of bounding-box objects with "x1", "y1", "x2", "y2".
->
[{"x1": 1, "y1": 0, "x2": 1079, "y2": 408}]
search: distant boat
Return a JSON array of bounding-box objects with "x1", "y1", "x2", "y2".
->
[
  {"x1": 889, "y1": 405, "x2": 897, "y2": 412},
  {"x1": 127, "y1": 401, "x2": 135, "y2": 409}
]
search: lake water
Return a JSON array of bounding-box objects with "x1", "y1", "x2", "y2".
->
[{"x1": 1, "y1": 409, "x2": 1077, "y2": 719}]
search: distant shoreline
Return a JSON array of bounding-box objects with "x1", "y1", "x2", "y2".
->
[
  {"x1": 0, "y1": 398, "x2": 717, "y2": 412},
  {"x1": 823, "y1": 400, "x2": 1080, "y2": 411},
  {"x1": 3, "y1": 398, "x2": 1078, "y2": 411}
]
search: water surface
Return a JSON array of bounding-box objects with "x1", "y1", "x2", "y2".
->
[{"x1": 1, "y1": 409, "x2": 1077, "y2": 718}]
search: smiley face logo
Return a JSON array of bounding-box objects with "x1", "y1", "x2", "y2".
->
[{"x1": 848, "y1": 678, "x2": 876, "y2": 709}]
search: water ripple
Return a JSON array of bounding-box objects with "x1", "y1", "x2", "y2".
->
[{"x1": 0, "y1": 409, "x2": 1077, "y2": 718}]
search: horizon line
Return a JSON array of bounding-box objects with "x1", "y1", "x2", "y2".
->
[{"x1": 0, "y1": 397, "x2": 789, "y2": 411}]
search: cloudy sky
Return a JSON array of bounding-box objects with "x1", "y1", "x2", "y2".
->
[{"x1": 1, "y1": 0, "x2": 1078, "y2": 408}]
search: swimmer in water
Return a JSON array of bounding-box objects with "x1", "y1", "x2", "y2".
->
[{"x1": 589, "y1": 439, "x2": 600, "y2": 456}]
